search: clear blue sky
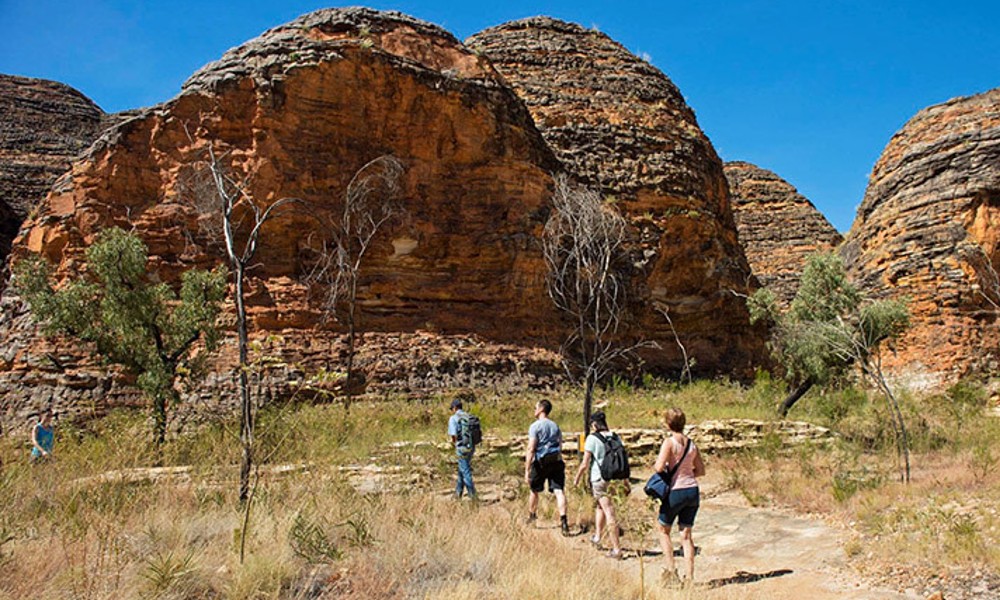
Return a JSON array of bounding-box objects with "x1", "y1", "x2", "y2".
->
[{"x1": 2, "y1": 1, "x2": 998, "y2": 232}]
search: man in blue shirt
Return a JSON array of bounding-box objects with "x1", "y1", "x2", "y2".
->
[
  {"x1": 448, "y1": 398, "x2": 477, "y2": 500},
  {"x1": 525, "y1": 399, "x2": 569, "y2": 534}
]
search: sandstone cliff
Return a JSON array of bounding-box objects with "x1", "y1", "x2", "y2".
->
[
  {"x1": 0, "y1": 75, "x2": 105, "y2": 278},
  {"x1": 724, "y1": 161, "x2": 843, "y2": 307},
  {"x1": 1, "y1": 8, "x2": 565, "y2": 429},
  {"x1": 842, "y1": 87, "x2": 1000, "y2": 387},
  {"x1": 467, "y1": 18, "x2": 764, "y2": 374}
]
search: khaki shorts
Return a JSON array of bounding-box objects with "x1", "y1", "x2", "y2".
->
[{"x1": 591, "y1": 479, "x2": 609, "y2": 499}]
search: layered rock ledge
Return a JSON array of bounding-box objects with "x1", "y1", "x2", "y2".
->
[
  {"x1": 0, "y1": 74, "x2": 105, "y2": 281},
  {"x1": 725, "y1": 161, "x2": 843, "y2": 307},
  {"x1": 468, "y1": 18, "x2": 765, "y2": 375},
  {"x1": 842, "y1": 87, "x2": 1000, "y2": 386}
]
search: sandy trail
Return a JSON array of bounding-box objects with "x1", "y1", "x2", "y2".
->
[{"x1": 466, "y1": 476, "x2": 916, "y2": 600}]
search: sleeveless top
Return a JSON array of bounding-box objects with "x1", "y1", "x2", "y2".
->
[
  {"x1": 667, "y1": 434, "x2": 699, "y2": 490},
  {"x1": 32, "y1": 423, "x2": 54, "y2": 458}
]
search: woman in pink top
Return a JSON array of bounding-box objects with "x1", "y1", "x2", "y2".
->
[{"x1": 653, "y1": 407, "x2": 705, "y2": 585}]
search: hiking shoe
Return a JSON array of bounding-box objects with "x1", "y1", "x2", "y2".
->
[
  {"x1": 606, "y1": 548, "x2": 623, "y2": 560},
  {"x1": 561, "y1": 521, "x2": 571, "y2": 536},
  {"x1": 525, "y1": 514, "x2": 537, "y2": 526},
  {"x1": 590, "y1": 534, "x2": 601, "y2": 547}
]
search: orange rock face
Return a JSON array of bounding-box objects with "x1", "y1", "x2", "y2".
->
[
  {"x1": 842, "y1": 87, "x2": 1000, "y2": 387},
  {"x1": 0, "y1": 9, "x2": 771, "y2": 430},
  {"x1": 725, "y1": 161, "x2": 843, "y2": 307},
  {"x1": 467, "y1": 18, "x2": 765, "y2": 375},
  {"x1": 1, "y1": 8, "x2": 564, "y2": 427}
]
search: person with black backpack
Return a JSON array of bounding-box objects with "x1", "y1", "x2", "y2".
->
[
  {"x1": 573, "y1": 410, "x2": 626, "y2": 559},
  {"x1": 448, "y1": 398, "x2": 479, "y2": 500}
]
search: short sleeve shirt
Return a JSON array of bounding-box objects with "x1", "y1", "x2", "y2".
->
[
  {"x1": 448, "y1": 410, "x2": 472, "y2": 456},
  {"x1": 528, "y1": 418, "x2": 562, "y2": 460},
  {"x1": 584, "y1": 432, "x2": 612, "y2": 483}
]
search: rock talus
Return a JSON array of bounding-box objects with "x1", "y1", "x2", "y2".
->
[
  {"x1": 467, "y1": 18, "x2": 765, "y2": 375},
  {"x1": 842, "y1": 87, "x2": 1000, "y2": 386},
  {"x1": 724, "y1": 161, "x2": 843, "y2": 307}
]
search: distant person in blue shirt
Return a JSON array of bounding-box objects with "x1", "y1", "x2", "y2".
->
[
  {"x1": 525, "y1": 399, "x2": 569, "y2": 535},
  {"x1": 31, "y1": 409, "x2": 55, "y2": 462},
  {"x1": 448, "y1": 398, "x2": 477, "y2": 500}
]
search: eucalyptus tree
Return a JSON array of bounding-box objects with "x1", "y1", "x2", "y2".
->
[
  {"x1": 750, "y1": 252, "x2": 912, "y2": 481},
  {"x1": 15, "y1": 227, "x2": 227, "y2": 448}
]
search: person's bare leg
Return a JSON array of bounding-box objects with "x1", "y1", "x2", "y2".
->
[
  {"x1": 679, "y1": 526, "x2": 695, "y2": 581},
  {"x1": 594, "y1": 504, "x2": 605, "y2": 541},
  {"x1": 598, "y1": 496, "x2": 621, "y2": 552},
  {"x1": 528, "y1": 491, "x2": 539, "y2": 517},
  {"x1": 554, "y1": 489, "x2": 567, "y2": 517},
  {"x1": 658, "y1": 524, "x2": 676, "y2": 576}
]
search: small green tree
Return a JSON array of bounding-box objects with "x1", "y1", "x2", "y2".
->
[
  {"x1": 750, "y1": 252, "x2": 912, "y2": 481},
  {"x1": 14, "y1": 227, "x2": 227, "y2": 447}
]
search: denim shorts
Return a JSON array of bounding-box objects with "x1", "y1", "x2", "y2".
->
[{"x1": 658, "y1": 486, "x2": 699, "y2": 528}]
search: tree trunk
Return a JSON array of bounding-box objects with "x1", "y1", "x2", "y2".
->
[
  {"x1": 344, "y1": 275, "x2": 357, "y2": 415},
  {"x1": 583, "y1": 373, "x2": 595, "y2": 447},
  {"x1": 875, "y1": 371, "x2": 911, "y2": 483},
  {"x1": 779, "y1": 379, "x2": 814, "y2": 417},
  {"x1": 236, "y1": 267, "x2": 253, "y2": 504}
]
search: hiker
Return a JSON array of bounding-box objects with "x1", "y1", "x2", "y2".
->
[
  {"x1": 573, "y1": 410, "x2": 624, "y2": 558},
  {"x1": 31, "y1": 409, "x2": 55, "y2": 462},
  {"x1": 448, "y1": 398, "x2": 478, "y2": 499},
  {"x1": 525, "y1": 399, "x2": 570, "y2": 535},
  {"x1": 653, "y1": 407, "x2": 705, "y2": 585}
]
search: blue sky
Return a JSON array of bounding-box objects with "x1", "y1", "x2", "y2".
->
[{"x1": 2, "y1": 1, "x2": 998, "y2": 232}]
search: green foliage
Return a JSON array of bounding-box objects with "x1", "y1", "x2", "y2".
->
[
  {"x1": 756, "y1": 252, "x2": 910, "y2": 393},
  {"x1": 289, "y1": 513, "x2": 342, "y2": 563},
  {"x1": 14, "y1": 228, "x2": 227, "y2": 445}
]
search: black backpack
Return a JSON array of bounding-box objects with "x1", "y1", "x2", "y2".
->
[
  {"x1": 594, "y1": 432, "x2": 630, "y2": 481},
  {"x1": 458, "y1": 413, "x2": 482, "y2": 449}
]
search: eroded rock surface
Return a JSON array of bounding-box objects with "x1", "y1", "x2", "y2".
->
[
  {"x1": 725, "y1": 161, "x2": 843, "y2": 307},
  {"x1": 0, "y1": 8, "x2": 561, "y2": 430},
  {"x1": 842, "y1": 87, "x2": 1000, "y2": 387},
  {"x1": 467, "y1": 18, "x2": 764, "y2": 375},
  {"x1": 0, "y1": 75, "x2": 105, "y2": 278}
]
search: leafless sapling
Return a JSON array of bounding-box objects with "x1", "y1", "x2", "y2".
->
[{"x1": 304, "y1": 155, "x2": 404, "y2": 413}]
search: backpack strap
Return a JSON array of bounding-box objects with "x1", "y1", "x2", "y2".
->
[{"x1": 593, "y1": 432, "x2": 607, "y2": 446}]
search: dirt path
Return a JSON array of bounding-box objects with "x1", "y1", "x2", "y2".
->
[{"x1": 461, "y1": 476, "x2": 917, "y2": 600}]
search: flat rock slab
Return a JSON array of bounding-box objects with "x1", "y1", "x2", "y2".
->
[{"x1": 688, "y1": 492, "x2": 914, "y2": 599}]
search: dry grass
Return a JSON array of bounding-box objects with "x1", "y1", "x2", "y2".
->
[{"x1": 1, "y1": 377, "x2": 998, "y2": 598}]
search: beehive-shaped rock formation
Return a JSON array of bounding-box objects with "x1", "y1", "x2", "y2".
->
[
  {"x1": 842, "y1": 87, "x2": 1000, "y2": 386},
  {"x1": 468, "y1": 18, "x2": 763, "y2": 374},
  {"x1": 0, "y1": 75, "x2": 105, "y2": 277},
  {"x1": 1, "y1": 8, "x2": 566, "y2": 427},
  {"x1": 725, "y1": 161, "x2": 843, "y2": 306}
]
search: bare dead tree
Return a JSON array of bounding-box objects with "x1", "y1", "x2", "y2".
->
[
  {"x1": 183, "y1": 143, "x2": 299, "y2": 504},
  {"x1": 304, "y1": 155, "x2": 404, "y2": 413},
  {"x1": 654, "y1": 304, "x2": 693, "y2": 385},
  {"x1": 543, "y1": 174, "x2": 653, "y2": 436}
]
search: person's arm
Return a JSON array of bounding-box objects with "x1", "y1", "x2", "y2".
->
[
  {"x1": 31, "y1": 424, "x2": 48, "y2": 456},
  {"x1": 524, "y1": 437, "x2": 537, "y2": 483},
  {"x1": 693, "y1": 450, "x2": 706, "y2": 477},
  {"x1": 653, "y1": 437, "x2": 672, "y2": 473},
  {"x1": 573, "y1": 451, "x2": 592, "y2": 487}
]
